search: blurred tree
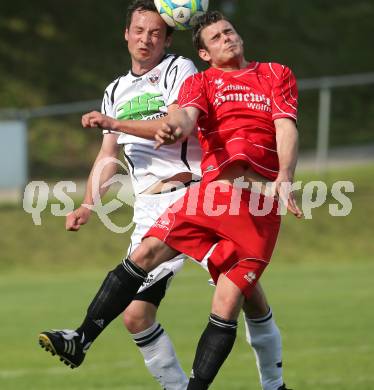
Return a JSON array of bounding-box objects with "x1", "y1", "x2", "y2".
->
[{"x1": 0, "y1": 0, "x2": 373, "y2": 177}]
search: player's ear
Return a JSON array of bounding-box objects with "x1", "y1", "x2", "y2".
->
[
  {"x1": 124, "y1": 28, "x2": 129, "y2": 42},
  {"x1": 198, "y1": 48, "x2": 211, "y2": 62},
  {"x1": 165, "y1": 35, "x2": 172, "y2": 48}
]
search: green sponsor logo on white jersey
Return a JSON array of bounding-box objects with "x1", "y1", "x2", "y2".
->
[{"x1": 117, "y1": 93, "x2": 165, "y2": 120}]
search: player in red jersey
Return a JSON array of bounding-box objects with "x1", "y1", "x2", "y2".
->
[
  {"x1": 37, "y1": 11, "x2": 300, "y2": 390},
  {"x1": 176, "y1": 61, "x2": 297, "y2": 183},
  {"x1": 140, "y1": 11, "x2": 302, "y2": 389}
]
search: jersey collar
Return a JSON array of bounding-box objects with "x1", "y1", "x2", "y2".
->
[{"x1": 129, "y1": 54, "x2": 169, "y2": 78}]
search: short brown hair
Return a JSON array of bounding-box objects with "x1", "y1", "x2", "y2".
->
[
  {"x1": 192, "y1": 11, "x2": 227, "y2": 50},
  {"x1": 126, "y1": 0, "x2": 174, "y2": 37}
]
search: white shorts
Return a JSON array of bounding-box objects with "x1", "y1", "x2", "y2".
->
[{"x1": 127, "y1": 187, "x2": 188, "y2": 293}]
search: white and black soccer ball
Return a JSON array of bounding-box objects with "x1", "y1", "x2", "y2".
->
[{"x1": 154, "y1": 0, "x2": 209, "y2": 30}]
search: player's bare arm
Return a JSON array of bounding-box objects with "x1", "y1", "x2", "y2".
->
[
  {"x1": 66, "y1": 133, "x2": 120, "y2": 231},
  {"x1": 274, "y1": 117, "x2": 302, "y2": 218},
  {"x1": 154, "y1": 106, "x2": 200, "y2": 148},
  {"x1": 82, "y1": 103, "x2": 179, "y2": 140}
]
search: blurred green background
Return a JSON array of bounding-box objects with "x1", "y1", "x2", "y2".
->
[
  {"x1": 1, "y1": 0, "x2": 374, "y2": 178},
  {"x1": 0, "y1": 1, "x2": 374, "y2": 389}
]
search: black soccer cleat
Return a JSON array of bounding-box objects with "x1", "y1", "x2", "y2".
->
[
  {"x1": 278, "y1": 385, "x2": 293, "y2": 390},
  {"x1": 38, "y1": 329, "x2": 90, "y2": 369}
]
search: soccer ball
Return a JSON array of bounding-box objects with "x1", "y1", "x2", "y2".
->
[{"x1": 154, "y1": 0, "x2": 209, "y2": 30}]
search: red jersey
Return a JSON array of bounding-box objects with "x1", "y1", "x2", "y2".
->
[{"x1": 178, "y1": 61, "x2": 298, "y2": 181}]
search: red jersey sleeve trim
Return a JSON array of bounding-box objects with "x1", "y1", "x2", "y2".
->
[
  {"x1": 178, "y1": 73, "x2": 209, "y2": 114},
  {"x1": 272, "y1": 112, "x2": 297, "y2": 121},
  {"x1": 268, "y1": 63, "x2": 283, "y2": 80},
  {"x1": 271, "y1": 64, "x2": 298, "y2": 122}
]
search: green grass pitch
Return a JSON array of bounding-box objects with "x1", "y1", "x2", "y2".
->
[{"x1": 1, "y1": 262, "x2": 373, "y2": 389}]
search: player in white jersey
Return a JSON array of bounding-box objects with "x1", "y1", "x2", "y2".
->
[
  {"x1": 40, "y1": 2, "x2": 287, "y2": 390},
  {"x1": 100, "y1": 52, "x2": 202, "y2": 292}
]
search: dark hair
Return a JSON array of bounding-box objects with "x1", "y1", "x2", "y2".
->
[
  {"x1": 126, "y1": 0, "x2": 174, "y2": 37},
  {"x1": 192, "y1": 11, "x2": 227, "y2": 50}
]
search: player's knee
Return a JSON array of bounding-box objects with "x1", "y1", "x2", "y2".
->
[
  {"x1": 243, "y1": 301, "x2": 270, "y2": 318},
  {"x1": 211, "y1": 296, "x2": 242, "y2": 320},
  {"x1": 242, "y1": 284, "x2": 269, "y2": 318},
  {"x1": 123, "y1": 305, "x2": 155, "y2": 334},
  {"x1": 123, "y1": 311, "x2": 145, "y2": 333}
]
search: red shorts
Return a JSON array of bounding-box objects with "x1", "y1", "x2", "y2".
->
[{"x1": 144, "y1": 182, "x2": 281, "y2": 298}]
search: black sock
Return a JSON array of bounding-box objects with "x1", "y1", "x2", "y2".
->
[
  {"x1": 187, "y1": 314, "x2": 237, "y2": 389},
  {"x1": 76, "y1": 258, "x2": 146, "y2": 343}
]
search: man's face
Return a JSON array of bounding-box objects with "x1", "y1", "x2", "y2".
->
[
  {"x1": 125, "y1": 10, "x2": 171, "y2": 67},
  {"x1": 199, "y1": 20, "x2": 244, "y2": 67}
]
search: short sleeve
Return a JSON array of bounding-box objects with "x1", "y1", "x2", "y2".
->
[
  {"x1": 164, "y1": 58, "x2": 197, "y2": 106},
  {"x1": 178, "y1": 73, "x2": 209, "y2": 114},
  {"x1": 101, "y1": 81, "x2": 117, "y2": 134},
  {"x1": 101, "y1": 90, "x2": 113, "y2": 116},
  {"x1": 271, "y1": 65, "x2": 298, "y2": 122}
]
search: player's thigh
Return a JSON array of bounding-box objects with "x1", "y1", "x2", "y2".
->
[
  {"x1": 129, "y1": 191, "x2": 185, "y2": 270},
  {"x1": 131, "y1": 237, "x2": 180, "y2": 271},
  {"x1": 242, "y1": 282, "x2": 270, "y2": 319}
]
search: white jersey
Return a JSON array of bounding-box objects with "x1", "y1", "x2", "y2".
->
[{"x1": 101, "y1": 54, "x2": 202, "y2": 195}]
